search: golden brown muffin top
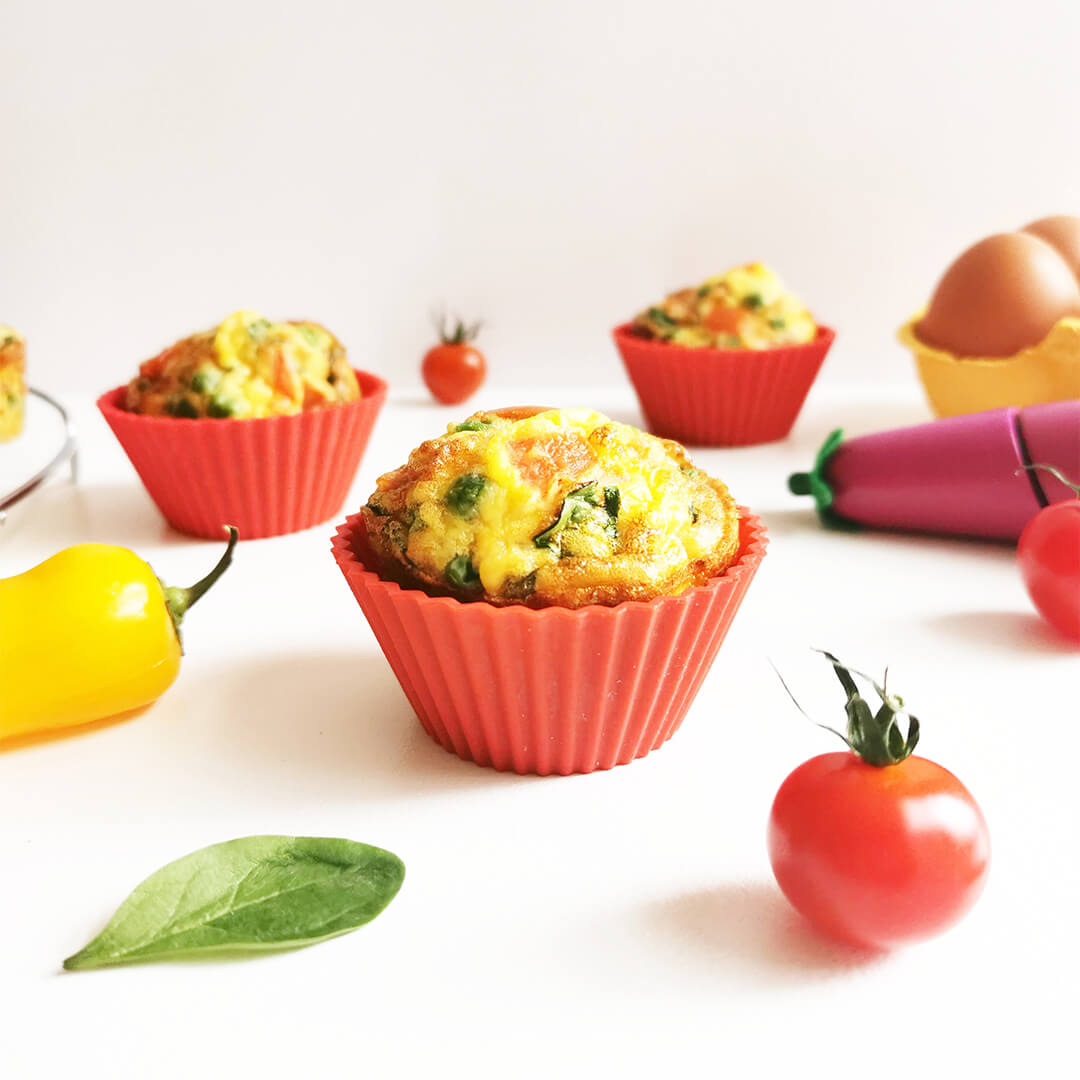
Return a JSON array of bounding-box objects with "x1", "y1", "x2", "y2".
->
[
  {"x1": 633, "y1": 264, "x2": 816, "y2": 349},
  {"x1": 125, "y1": 310, "x2": 360, "y2": 419},
  {"x1": 363, "y1": 407, "x2": 741, "y2": 608}
]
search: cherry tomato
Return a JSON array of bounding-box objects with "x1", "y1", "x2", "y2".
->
[
  {"x1": 768, "y1": 651, "x2": 990, "y2": 951},
  {"x1": 422, "y1": 318, "x2": 486, "y2": 405},
  {"x1": 768, "y1": 752, "x2": 990, "y2": 950},
  {"x1": 1017, "y1": 499, "x2": 1080, "y2": 642}
]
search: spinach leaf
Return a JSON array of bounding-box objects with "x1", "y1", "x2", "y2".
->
[
  {"x1": 533, "y1": 482, "x2": 598, "y2": 548},
  {"x1": 603, "y1": 487, "x2": 620, "y2": 541},
  {"x1": 647, "y1": 307, "x2": 676, "y2": 329},
  {"x1": 502, "y1": 571, "x2": 537, "y2": 600},
  {"x1": 164, "y1": 397, "x2": 199, "y2": 419},
  {"x1": 246, "y1": 319, "x2": 272, "y2": 343},
  {"x1": 452, "y1": 418, "x2": 491, "y2": 433},
  {"x1": 741, "y1": 292, "x2": 764, "y2": 310},
  {"x1": 534, "y1": 483, "x2": 620, "y2": 550},
  {"x1": 62, "y1": 836, "x2": 405, "y2": 971},
  {"x1": 446, "y1": 473, "x2": 487, "y2": 517},
  {"x1": 444, "y1": 554, "x2": 480, "y2": 588},
  {"x1": 189, "y1": 368, "x2": 220, "y2": 394}
]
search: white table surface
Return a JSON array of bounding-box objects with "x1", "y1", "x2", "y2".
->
[{"x1": 1, "y1": 382, "x2": 1077, "y2": 1078}]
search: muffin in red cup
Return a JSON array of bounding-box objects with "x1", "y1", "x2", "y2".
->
[
  {"x1": 331, "y1": 406, "x2": 768, "y2": 775},
  {"x1": 614, "y1": 264, "x2": 834, "y2": 446},
  {"x1": 99, "y1": 310, "x2": 386, "y2": 539}
]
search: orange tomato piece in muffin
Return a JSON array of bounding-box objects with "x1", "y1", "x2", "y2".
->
[
  {"x1": 126, "y1": 311, "x2": 360, "y2": 419},
  {"x1": 363, "y1": 407, "x2": 740, "y2": 608},
  {"x1": 634, "y1": 264, "x2": 816, "y2": 349}
]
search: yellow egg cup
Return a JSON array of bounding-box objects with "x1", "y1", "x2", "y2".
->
[{"x1": 898, "y1": 313, "x2": 1080, "y2": 417}]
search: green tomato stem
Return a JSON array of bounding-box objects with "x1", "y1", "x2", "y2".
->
[{"x1": 1022, "y1": 463, "x2": 1080, "y2": 498}]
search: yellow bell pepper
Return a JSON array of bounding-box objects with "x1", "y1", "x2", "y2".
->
[{"x1": 0, "y1": 527, "x2": 237, "y2": 743}]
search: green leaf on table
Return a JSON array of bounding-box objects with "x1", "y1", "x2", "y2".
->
[{"x1": 62, "y1": 835, "x2": 405, "y2": 971}]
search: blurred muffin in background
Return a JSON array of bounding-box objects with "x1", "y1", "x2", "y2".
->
[
  {"x1": 99, "y1": 310, "x2": 385, "y2": 539},
  {"x1": 125, "y1": 310, "x2": 360, "y2": 419},
  {"x1": 632, "y1": 263, "x2": 816, "y2": 350},
  {"x1": 0, "y1": 326, "x2": 26, "y2": 442},
  {"x1": 615, "y1": 264, "x2": 834, "y2": 446}
]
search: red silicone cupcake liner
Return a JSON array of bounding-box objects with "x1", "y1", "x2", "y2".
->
[
  {"x1": 331, "y1": 508, "x2": 767, "y2": 776},
  {"x1": 613, "y1": 324, "x2": 835, "y2": 447},
  {"x1": 99, "y1": 370, "x2": 387, "y2": 540}
]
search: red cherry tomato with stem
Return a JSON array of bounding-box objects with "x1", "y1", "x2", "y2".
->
[
  {"x1": 767, "y1": 652, "x2": 990, "y2": 951},
  {"x1": 422, "y1": 317, "x2": 486, "y2": 405},
  {"x1": 1017, "y1": 465, "x2": 1080, "y2": 642}
]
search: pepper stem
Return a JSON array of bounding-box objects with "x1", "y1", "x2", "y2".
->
[{"x1": 162, "y1": 526, "x2": 238, "y2": 638}]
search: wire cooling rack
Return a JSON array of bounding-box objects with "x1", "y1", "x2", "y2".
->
[{"x1": 0, "y1": 388, "x2": 79, "y2": 526}]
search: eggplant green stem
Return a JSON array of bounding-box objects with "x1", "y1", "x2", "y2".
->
[
  {"x1": 162, "y1": 526, "x2": 239, "y2": 640},
  {"x1": 787, "y1": 429, "x2": 859, "y2": 531}
]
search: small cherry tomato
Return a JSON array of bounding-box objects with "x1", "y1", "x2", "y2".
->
[
  {"x1": 1017, "y1": 466, "x2": 1080, "y2": 641},
  {"x1": 422, "y1": 318, "x2": 486, "y2": 405},
  {"x1": 767, "y1": 653, "x2": 990, "y2": 950}
]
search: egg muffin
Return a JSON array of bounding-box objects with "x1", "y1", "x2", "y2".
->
[
  {"x1": 0, "y1": 326, "x2": 27, "y2": 442},
  {"x1": 125, "y1": 310, "x2": 360, "y2": 419},
  {"x1": 633, "y1": 264, "x2": 816, "y2": 350},
  {"x1": 362, "y1": 407, "x2": 740, "y2": 609}
]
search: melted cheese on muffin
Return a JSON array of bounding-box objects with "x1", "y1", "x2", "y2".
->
[
  {"x1": 125, "y1": 310, "x2": 360, "y2": 419},
  {"x1": 363, "y1": 407, "x2": 741, "y2": 608},
  {"x1": 634, "y1": 264, "x2": 816, "y2": 349}
]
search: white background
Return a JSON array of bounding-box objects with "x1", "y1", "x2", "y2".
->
[
  {"x1": 3, "y1": 0, "x2": 1079, "y2": 395},
  {"x1": 3, "y1": 5, "x2": 1080, "y2": 1077},
  {"x1": 2, "y1": 385, "x2": 1077, "y2": 1077}
]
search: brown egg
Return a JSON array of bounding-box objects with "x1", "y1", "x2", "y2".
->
[
  {"x1": 1022, "y1": 215, "x2": 1080, "y2": 278},
  {"x1": 917, "y1": 232, "x2": 1080, "y2": 357}
]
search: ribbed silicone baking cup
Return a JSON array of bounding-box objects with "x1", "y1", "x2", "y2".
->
[
  {"x1": 898, "y1": 314, "x2": 1080, "y2": 418},
  {"x1": 612, "y1": 324, "x2": 834, "y2": 447},
  {"x1": 331, "y1": 508, "x2": 768, "y2": 776},
  {"x1": 98, "y1": 370, "x2": 387, "y2": 539}
]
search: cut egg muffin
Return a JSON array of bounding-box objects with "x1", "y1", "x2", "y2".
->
[
  {"x1": 633, "y1": 264, "x2": 816, "y2": 349},
  {"x1": 125, "y1": 310, "x2": 360, "y2": 419},
  {"x1": 362, "y1": 406, "x2": 741, "y2": 608},
  {"x1": 0, "y1": 326, "x2": 27, "y2": 442}
]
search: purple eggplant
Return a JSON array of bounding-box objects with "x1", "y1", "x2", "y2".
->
[{"x1": 788, "y1": 400, "x2": 1080, "y2": 541}]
